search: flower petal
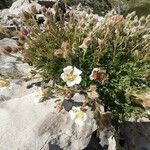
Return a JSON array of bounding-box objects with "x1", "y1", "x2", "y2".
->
[
  {"x1": 63, "y1": 66, "x2": 73, "y2": 73},
  {"x1": 75, "y1": 119, "x2": 84, "y2": 127},
  {"x1": 61, "y1": 73, "x2": 66, "y2": 81},
  {"x1": 89, "y1": 74, "x2": 94, "y2": 80},
  {"x1": 73, "y1": 67, "x2": 82, "y2": 75},
  {"x1": 75, "y1": 76, "x2": 82, "y2": 84},
  {"x1": 69, "y1": 110, "x2": 76, "y2": 120},
  {"x1": 82, "y1": 114, "x2": 87, "y2": 122},
  {"x1": 66, "y1": 80, "x2": 76, "y2": 87}
]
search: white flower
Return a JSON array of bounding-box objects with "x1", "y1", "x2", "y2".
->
[
  {"x1": 61, "y1": 66, "x2": 82, "y2": 87},
  {"x1": 69, "y1": 106, "x2": 87, "y2": 127},
  {"x1": 34, "y1": 87, "x2": 44, "y2": 104}
]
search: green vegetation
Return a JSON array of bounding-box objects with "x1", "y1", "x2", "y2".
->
[
  {"x1": 16, "y1": 4, "x2": 150, "y2": 126},
  {"x1": 127, "y1": 0, "x2": 150, "y2": 16},
  {"x1": 62, "y1": 0, "x2": 112, "y2": 15},
  {"x1": 0, "y1": 0, "x2": 13, "y2": 9}
]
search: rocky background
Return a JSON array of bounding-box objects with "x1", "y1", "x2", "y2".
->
[
  {"x1": 0, "y1": 0, "x2": 150, "y2": 150},
  {"x1": 0, "y1": 0, "x2": 13, "y2": 9},
  {"x1": 1, "y1": 0, "x2": 150, "y2": 14}
]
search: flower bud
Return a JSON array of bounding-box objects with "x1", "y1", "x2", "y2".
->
[
  {"x1": 133, "y1": 16, "x2": 139, "y2": 26},
  {"x1": 20, "y1": 27, "x2": 28, "y2": 36},
  {"x1": 126, "y1": 11, "x2": 136, "y2": 19},
  {"x1": 146, "y1": 73, "x2": 150, "y2": 81},
  {"x1": 31, "y1": 4, "x2": 36, "y2": 13},
  {"x1": 18, "y1": 32, "x2": 26, "y2": 41},
  {"x1": 139, "y1": 16, "x2": 146, "y2": 22},
  {"x1": 79, "y1": 33, "x2": 92, "y2": 50},
  {"x1": 90, "y1": 68, "x2": 107, "y2": 82},
  {"x1": 54, "y1": 49, "x2": 64, "y2": 57},
  {"x1": 41, "y1": 6, "x2": 47, "y2": 14},
  {"x1": 87, "y1": 85, "x2": 99, "y2": 100},
  {"x1": 53, "y1": 1, "x2": 59, "y2": 13},
  {"x1": 12, "y1": 19, "x2": 19, "y2": 27},
  {"x1": 4, "y1": 46, "x2": 13, "y2": 53},
  {"x1": 17, "y1": 40, "x2": 24, "y2": 46},
  {"x1": 21, "y1": 11, "x2": 31, "y2": 20}
]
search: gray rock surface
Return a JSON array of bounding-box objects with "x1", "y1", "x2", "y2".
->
[
  {"x1": 0, "y1": 52, "x2": 33, "y2": 78},
  {"x1": 0, "y1": 0, "x2": 41, "y2": 25},
  {"x1": 0, "y1": 38, "x2": 33, "y2": 78},
  {"x1": 0, "y1": 78, "x2": 43, "y2": 101},
  {"x1": 0, "y1": 38, "x2": 97, "y2": 149},
  {"x1": 0, "y1": 38, "x2": 18, "y2": 51},
  {"x1": 0, "y1": 40, "x2": 35, "y2": 101},
  {"x1": 119, "y1": 120, "x2": 150, "y2": 150},
  {"x1": 0, "y1": 94, "x2": 97, "y2": 150}
]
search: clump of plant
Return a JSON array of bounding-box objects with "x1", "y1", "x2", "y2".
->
[
  {"x1": 95, "y1": 11, "x2": 150, "y2": 122},
  {"x1": 18, "y1": 3, "x2": 150, "y2": 127},
  {"x1": 0, "y1": 25, "x2": 18, "y2": 40}
]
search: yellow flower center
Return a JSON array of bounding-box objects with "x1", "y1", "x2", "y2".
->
[
  {"x1": 66, "y1": 72, "x2": 76, "y2": 81},
  {"x1": 0, "y1": 79, "x2": 10, "y2": 88},
  {"x1": 75, "y1": 111, "x2": 85, "y2": 120},
  {"x1": 36, "y1": 88, "x2": 44, "y2": 97}
]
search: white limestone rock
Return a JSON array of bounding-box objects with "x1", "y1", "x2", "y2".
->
[
  {"x1": 0, "y1": 0, "x2": 41, "y2": 24},
  {"x1": 0, "y1": 94, "x2": 97, "y2": 150},
  {"x1": 0, "y1": 49, "x2": 33, "y2": 78},
  {"x1": 0, "y1": 38, "x2": 18, "y2": 51}
]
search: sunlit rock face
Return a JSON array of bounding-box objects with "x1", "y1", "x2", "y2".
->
[
  {"x1": 0, "y1": 94, "x2": 97, "y2": 150},
  {"x1": 0, "y1": 39, "x2": 32, "y2": 79},
  {"x1": 0, "y1": 51, "x2": 99, "y2": 149},
  {"x1": 0, "y1": 44, "x2": 97, "y2": 149},
  {"x1": 0, "y1": 38, "x2": 35, "y2": 101},
  {"x1": 0, "y1": 0, "x2": 41, "y2": 25}
]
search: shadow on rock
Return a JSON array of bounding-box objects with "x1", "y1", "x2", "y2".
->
[{"x1": 119, "y1": 121, "x2": 150, "y2": 150}]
